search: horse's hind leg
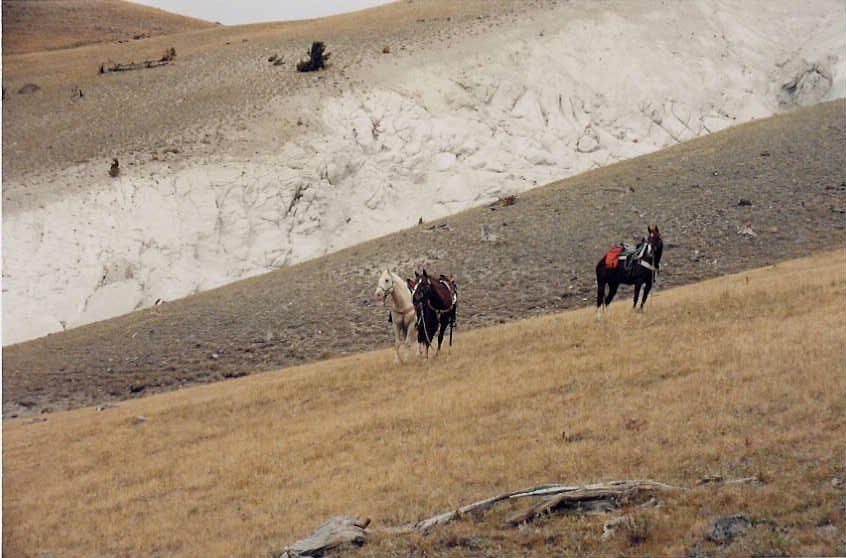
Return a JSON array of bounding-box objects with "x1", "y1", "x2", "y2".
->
[
  {"x1": 633, "y1": 282, "x2": 641, "y2": 309},
  {"x1": 596, "y1": 277, "x2": 607, "y2": 320},
  {"x1": 604, "y1": 282, "x2": 619, "y2": 307}
]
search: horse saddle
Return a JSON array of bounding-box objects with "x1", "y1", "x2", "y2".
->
[
  {"x1": 618, "y1": 241, "x2": 647, "y2": 265},
  {"x1": 438, "y1": 275, "x2": 458, "y2": 306}
]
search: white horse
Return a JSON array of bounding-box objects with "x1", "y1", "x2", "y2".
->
[{"x1": 374, "y1": 270, "x2": 417, "y2": 363}]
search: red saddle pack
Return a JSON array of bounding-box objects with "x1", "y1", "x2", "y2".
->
[{"x1": 605, "y1": 246, "x2": 623, "y2": 269}]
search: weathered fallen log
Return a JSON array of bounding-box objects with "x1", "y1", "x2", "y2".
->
[
  {"x1": 282, "y1": 515, "x2": 370, "y2": 557},
  {"x1": 99, "y1": 48, "x2": 176, "y2": 74},
  {"x1": 280, "y1": 480, "x2": 682, "y2": 555},
  {"x1": 394, "y1": 483, "x2": 578, "y2": 534},
  {"x1": 504, "y1": 479, "x2": 677, "y2": 526},
  {"x1": 396, "y1": 479, "x2": 678, "y2": 533},
  {"x1": 99, "y1": 59, "x2": 170, "y2": 73}
]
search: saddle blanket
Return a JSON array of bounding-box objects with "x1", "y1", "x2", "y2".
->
[{"x1": 605, "y1": 246, "x2": 623, "y2": 269}]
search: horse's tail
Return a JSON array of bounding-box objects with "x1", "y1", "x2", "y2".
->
[
  {"x1": 596, "y1": 259, "x2": 607, "y2": 308},
  {"x1": 449, "y1": 303, "x2": 457, "y2": 347}
]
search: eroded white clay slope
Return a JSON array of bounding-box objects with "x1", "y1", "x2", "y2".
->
[{"x1": 4, "y1": 0, "x2": 844, "y2": 344}]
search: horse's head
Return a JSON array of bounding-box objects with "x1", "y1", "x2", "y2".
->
[
  {"x1": 412, "y1": 269, "x2": 432, "y2": 308},
  {"x1": 647, "y1": 225, "x2": 663, "y2": 267},
  {"x1": 373, "y1": 269, "x2": 394, "y2": 303}
]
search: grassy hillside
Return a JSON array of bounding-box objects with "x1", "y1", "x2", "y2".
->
[
  {"x1": 4, "y1": 250, "x2": 844, "y2": 557},
  {"x1": 5, "y1": 100, "x2": 844, "y2": 417},
  {"x1": 1, "y1": 0, "x2": 215, "y2": 54}
]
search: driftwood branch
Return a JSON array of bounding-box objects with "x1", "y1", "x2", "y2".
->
[
  {"x1": 283, "y1": 515, "x2": 370, "y2": 557},
  {"x1": 279, "y1": 479, "x2": 692, "y2": 555},
  {"x1": 395, "y1": 479, "x2": 678, "y2": 534},
  {"x1": 99, "y1": 60, "x2": 170, "y2": 73},
  {"x1": 504, "y1": 479, "x2": 677, "y2": 526},
  {"x1": 99, "y1": 48, "x2": 176, "y2": 74}
]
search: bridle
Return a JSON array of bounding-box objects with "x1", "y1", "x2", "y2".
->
[{"x1": 379, "y1": 273, "x2": 414, "y2": 316}]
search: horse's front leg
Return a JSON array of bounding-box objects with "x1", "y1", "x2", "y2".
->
[
  {"x1": 392, "y1": 320, "x2": 403, "y2": 364},
  {"x1": 435, "y1": 323, "x2": 446, "y2": 357},
  {"x1": 640, "y1": 279, "x2": 653, "y2": 311}
]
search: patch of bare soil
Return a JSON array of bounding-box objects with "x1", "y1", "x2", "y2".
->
[
  {"x1": 1, "y1": 0, "x2": 559, "y2": 206},
  {"x1": 3, "y1": 100, "x2": 845, "y2": 417}
]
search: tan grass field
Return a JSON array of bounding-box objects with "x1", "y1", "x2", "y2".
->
[
  {"x1": 1, "y1": 0, "x2": 215, "y2": 55},
  {"x1": 4, "y1": 250, "x2": 845, "y2": 557}
]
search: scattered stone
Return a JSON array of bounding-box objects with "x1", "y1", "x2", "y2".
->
[
  {"x1": 25, "y1": 417, "x2": 47, "y2": 424},
  {"x1": 210, "y1": 352, "x2": 220, "y2": 360},
  {"x1": 382, "y1": 45, "x2": 391, "y2": 54},
  {"x1": 17, "y1": 83, "x2": 40, "y2": 94},
  {"x1": 832, "y1": 477, "x2": 844, "y2": 488},
  {"x1": 737, "y1": 223, "x2": 757, "y2": 237},
  {"x1": 738, "y1": 198, "x2": 753, "y2": 206},
  {"x1": 759, "y1": 151, "x2": 770, "y2": 157},
  {"x1": 282, "y1": 516, "x2": 369, "y2": 557},
  {"x1": 96, "y1": 403, "x2": 117, "y2": 411},
  {"x1": 690, "y1": 249, "x2": 701, "y2": 262},
  {"x1": 602, "y1": 514, "x2": 649, "y2": 543},
  {"x1": 777, "y1": 61, "x2": 833, "y2": 108},
  {"x1": 500, "y1": 194, "x2": 517, "y2": 207},
  {"x1": 576, "y1": 132, "x2": 600, "y2": 153},
  {"x1": 132, "y1": 415, "x2": 148, "y2": 424},
  {"x1": 109, "y1": 158, "x2": 120, "y2": 177},
  {"x1": 705, "y1": 514, "x2": 751, "y2": 544},
  {"x1": 480, "y1": 224, "x2": 498, "y2": 242}
]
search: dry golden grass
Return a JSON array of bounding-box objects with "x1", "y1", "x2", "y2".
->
[
  {"x1": 4, "y1": 251, "x2": 845, "y2": 558},
  {"x1": 1, "y1": 0, "x2": 215, "y2": 55}
]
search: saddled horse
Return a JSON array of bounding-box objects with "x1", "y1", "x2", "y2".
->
[
  {"x1": 596, "y1": 225, "x2": 663, "y2": 318},
  {"x1": 374, "y1": 270, "x2": 417, "y2": 363},
  {"x1": 410, "y1": 269, "x2": 457, "y2": 359}
]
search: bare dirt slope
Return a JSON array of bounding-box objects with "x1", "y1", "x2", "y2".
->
[
  {"x1": 3, "y1": 252, "x2": 844, "y2": 558},
  {"x1": 1, "y1": 0, "x2": 555, "y2": 193},
  {"x1": 1, "y1": 0, "x2": 216, "y2": 55},
  {"x1": 4, "y1": 100, "x2": 844, "y2": 418}
]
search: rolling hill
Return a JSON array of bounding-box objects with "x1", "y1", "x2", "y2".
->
[
  {"x1": 1, "y1": 0, "x2": 216, "y2": 54},
  {"x1": 3, "y1": 100, "x2": 844, "y2": 417},
  {"x1": 3, "y1": 251, "x2": 844, "y2": 557}
]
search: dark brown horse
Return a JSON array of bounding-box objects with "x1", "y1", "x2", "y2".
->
[
  {"x1": 411, "y1": 269, "x2": 457, "y2": 358},
  {"x1": 596, "y1": 225, "x2": 663, "y2": 318}
]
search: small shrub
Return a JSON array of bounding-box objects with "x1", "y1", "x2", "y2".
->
[{"x1": 297, "y1": 41, "x2": 330, "y2": 72}]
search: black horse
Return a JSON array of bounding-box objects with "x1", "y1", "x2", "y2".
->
[
  {"x1": 596, "y1": 225, "x2": 663, "y2": 316},
  {"x1": 411, "y1": 269, "x2": 457, "y2": 358}
]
